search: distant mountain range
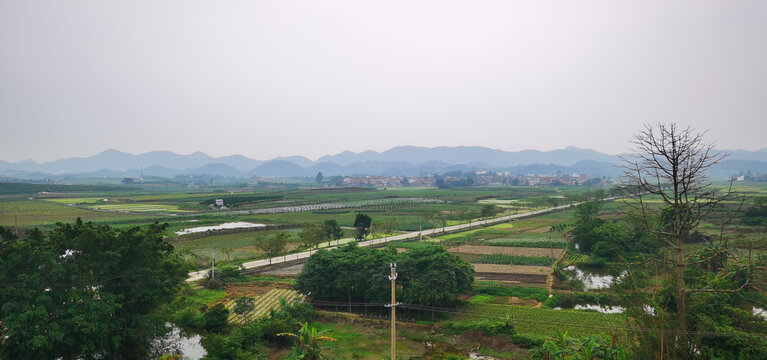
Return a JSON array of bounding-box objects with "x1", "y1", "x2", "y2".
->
[{"x1": 1, "y1": 146, "x2": 766, "y2": 180}]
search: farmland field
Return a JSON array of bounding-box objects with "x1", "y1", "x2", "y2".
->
[
  {"x1": 223, "y1": 288, "x2": 306, "y2": 325},
  {"x1": 449, "y1": 245, "x2": 564, "y2": 258},
  {"x1": 472, "y1": 264, "x2": 551, "y2": 275},
  {"x1": 0, "y1": 199, "x2": 152, "y2": 227},
  {"x1": 91, "y1": 203, "x2": 190, "y2": 212}
]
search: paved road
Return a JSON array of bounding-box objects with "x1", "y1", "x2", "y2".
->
[{"x1": 187, "y1": 203, "x2": 579, "y2": 282}]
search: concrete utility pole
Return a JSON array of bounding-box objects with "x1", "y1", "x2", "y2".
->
[
  {"x1": 211, "y1": 252, "x2": 215, "y2": 280},
  {"x1": 387, "y1": 263, "x2": 401, "y2": 360}
]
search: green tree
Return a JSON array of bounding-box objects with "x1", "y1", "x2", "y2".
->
[
  {"x1": 353, "y1": 213, "x2": 372, "y2": 241},
  {"x1": 571, "y1": 201, "x2": 605, "y2": 252},
  {"x1": 0, "y1": 220, "x2": 188, "y2": 360},
  {"x1": 321, "y1": 219, "x2": 343, "y2": 246},
  {"x1": 397, "y1": 244, "x2": 474, "y2": 307},
  {"x1": 254, "y1": 233, "x2": 288, "y2": 264},
  {"x1": 315, "y1": 171, "x2": 323, "y2": 183},
  {"x1": 233, "y1": 296, "x2": 255, "y2": 315},
  {"x1": 375, "y1": 218, "x2": 397, "y2": 241},
  {"x1": 202, "y1": 303, "x2": 230, "y2": 332},
  {"x1": 296, "y1": 243, "x2": 474, "y2": 308},
  {"x1": 299, "y1": 224, "x2": 326, "y2": 250},
  {"x1": 296, "y1": 243, "x2": 394, "y2": 304},
  {"x1": 480, "y1": 204, "x2": 501, "y2": 219}
]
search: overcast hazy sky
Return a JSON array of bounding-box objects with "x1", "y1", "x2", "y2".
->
[{"x1": 1, "y1": 1, "x2": 765, "y2": 162}]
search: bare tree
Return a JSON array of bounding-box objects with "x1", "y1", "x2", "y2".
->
[{"x1": 620, "y1": 123, "x2": 759, "y2": 359}]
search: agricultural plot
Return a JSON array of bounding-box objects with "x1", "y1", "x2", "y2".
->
[
  {"x1": 473, "y1": 264, "x2": 551, "y2": 275},
  {"x1": 91, "y1": 203, "x2": 190, "y2": 213},
  {"x1": 471, "y1": 264, "x2": 551, "y2": 285},
  {"x1": 448, "y1": 245, "x2": 564, "y2": 258},
  {"x1": 460, "y1": 303, "x2": 626, "y2": 338},
  {"x1": 168, "y1": 228, "x2": 302, "y2": 263},
  {"x1": 0, "y1": 199, "x2": 152, "y2": 227},
  {"x1": 485, "y1": 239, "x2": 566, "y2": 248},
  {"x1": 223, "y1": 288, "x2": 306, "y2": 325}
]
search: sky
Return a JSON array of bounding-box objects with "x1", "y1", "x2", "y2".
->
[{"x1": 1, "y1": 1, "x2": 765, "y2": 163}]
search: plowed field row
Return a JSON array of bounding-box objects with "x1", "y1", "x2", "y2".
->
[
  {"x1": 222, "y1": 288, "x2": 306, "y2": 325},
  {"x1": 448, "y1": 245, "x2": 563, "y2": 257}
]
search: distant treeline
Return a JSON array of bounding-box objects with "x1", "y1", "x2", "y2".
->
[
  {"x1": 0, "y1": 182, "x2": 136, "y2": 195},
  {"x1": 199, "y1": 194, "x2": 284, "y2": 207}
]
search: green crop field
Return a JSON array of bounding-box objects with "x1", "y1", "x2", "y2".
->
[
  {"x1": 0, "y1": 199, "x2": 153, "y2": 227},
  {"x1": 460, "y1": 303, "x2": 626, "y2": 338}
]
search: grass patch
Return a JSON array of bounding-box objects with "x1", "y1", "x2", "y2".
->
[
  {"x1": 474, "y1": 283, "x2": 549, "y2": 302},
  {"x1": 469, "y1": 294, "x2": 497, "y2": 304},
  {"x1": 189, "y1": 288, "x2": 226, "y2": 306},
  {"x1": 461, "y1": 303, "x2": 625, "y2": 338}
]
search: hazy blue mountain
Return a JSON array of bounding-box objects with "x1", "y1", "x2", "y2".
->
[
  {"x1": 141, "y1": 165, "x2": 182, "y2": 178},
  {"x1": 306, "y1": 162, "x2": 347, "y2": 177},
  {"x1": 215, "y1": 155, "x2": 264, "y2": 172},
  {"x1": 1, "y1": 146, "x2": 765, "y2": 179},
  {"x1": 317, "y1": 150, "x2": 379, "y2": 166},
  {"x1": 709, "y1": 159, "x2": 767, "y2": 178},
  {"x1": 726, "y1": 149, "x2": 767, "y2": 162},
  {"x1": 185, "y1": 163, "x2": 245, "y2": 177},
  {"x1": 273, "y1": 156, "x2": 314, "y2": 168},
  {"x1": 250, "y1": 160, "x2": 307, "y2": 178},
  {"x1": 37, "y1": 150, "x2": 216, "y2": 174},
  {"x1": 318, "y1": 145, "x2": 620, "y2": 167}
]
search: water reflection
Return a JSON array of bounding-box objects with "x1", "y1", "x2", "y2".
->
[{"x1": 151, "y1": 324, "x2": 206, "y2": 360}]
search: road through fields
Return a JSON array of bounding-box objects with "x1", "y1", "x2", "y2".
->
[{"x1": 187, "y1": 202, "x2": 582, "y2": 282}]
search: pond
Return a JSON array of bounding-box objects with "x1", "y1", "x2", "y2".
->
[
  {"x1": 175, "y1": 222, "x2": 266, "y2": 235},
  {"x1": 563, "y1": 266, "x2": 624, "y2": 291},
  {"x1": 150, "y1": 324, "x2": 206, "y2": 360}
]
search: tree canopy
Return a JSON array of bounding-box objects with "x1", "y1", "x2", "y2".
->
[
  {"x1": 0, "y1": 219, "x2": 188, "y2": 360},
  {"x1": 353, "y1": 213, "x2": 372, "y2": 241},
  {"x1": 296, "y1": 243, "x2": 473, "y2": 307}
]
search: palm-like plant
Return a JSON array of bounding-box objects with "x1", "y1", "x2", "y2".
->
[{"x1": 278, "y1": 322, "x2": 337, "y2": 360}]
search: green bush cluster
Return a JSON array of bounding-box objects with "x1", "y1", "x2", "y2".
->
[
  {"x1": 199, "y1": 301, "x2": 317, "y2": 359},
  {"x1": 440, "y1": 315, "x2": 516, "y2": 337},
  {"x1": 297, "y1": 243, "x2": 473, "y2": 307}
]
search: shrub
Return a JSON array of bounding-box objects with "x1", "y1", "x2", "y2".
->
[
  {"x1": 203, "y1": 303, "x2": 230, "y2": 332},
  {"x1": 440, "y1": 315, "x2": 516, "y2": 337}
]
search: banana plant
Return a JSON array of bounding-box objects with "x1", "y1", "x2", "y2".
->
[{"x1": 278, "y1": 322, "x2": 337, "y2": 360}]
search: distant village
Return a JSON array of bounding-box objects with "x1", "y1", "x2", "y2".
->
[{"x1": 340, "y1": 171, "x2": 606, "y2": 188}]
